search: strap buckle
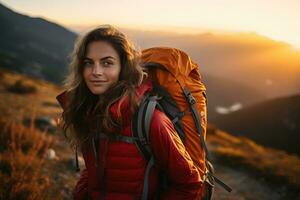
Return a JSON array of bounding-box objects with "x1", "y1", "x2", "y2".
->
[{"x1": 183, "y1": 88, "x2": 196, "y2": 105}]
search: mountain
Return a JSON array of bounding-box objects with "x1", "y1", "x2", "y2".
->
[
  {"x1": 1, "y1": 2, "x2": 300, "y2": 118},
  {"x1": 211, "y1": 94, "x2": 300, "y2": 155},
  {"x1": 203, "y1": 74, "x2": 267, "y2": 118},
  {"x1": 0, "y1": 3, "x2": 76, "y2": 83},
  {"x1": 124, "y1": 28, "x2": 300, "y2": 101}
]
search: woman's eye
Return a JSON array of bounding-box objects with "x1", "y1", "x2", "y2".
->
[
  {"x1": 83, "y1": 60, "x2": 93, "y2": 66},
  {"x1": 103, "y1": 61, "x2": 113, "y2": 66}
]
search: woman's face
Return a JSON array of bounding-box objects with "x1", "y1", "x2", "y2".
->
[{"x1": 83, "y1": 41, "x2": 121, "y2": 95}]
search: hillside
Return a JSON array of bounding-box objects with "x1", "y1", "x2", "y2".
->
[
  {"x1": 0, "y1": 70, "x2": 299, "y2": 199},
  {"x1": 207, "y1": 125, "x2": 300, "y2": 199},
  {"x1": 0, "y1": 69, "x2": 77, "y2": 199},
  {"x1": 203, "y1": 74, "x2": 267, "y2": 118},
  {"x1": 1, "y1": 3, "x2": 300, "y2": 119},
  {"x1": 0, "y1": 3, "x2": 76, "y2": 83},
  {"x1": 211, "y1": 94, "x2": 300, "y2": 155},
  {"x1": 0, "y1": 68, "x2": 62, "y2": 119}
]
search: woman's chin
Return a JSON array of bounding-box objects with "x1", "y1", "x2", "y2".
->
[{"x1": 90, "y1": 88, "x2": 107, "y2": 95}]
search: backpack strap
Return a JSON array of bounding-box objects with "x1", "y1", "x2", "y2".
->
[
  {"x1": 142, "y1": 156, "x2": 155, "y2": 200},
  {"x1": 183, "y1": 88, "x2": 211, "y2": 160},
  {"x1": 183, "y1": 88, "x2": 232, "y2": 193},
  {"x1": 132, "y1": 94, "x2": 159, "y2": 200},
  {"x1": 97, "y1": 132, "x2": 139, "y2": 144},
  {"x1": 133, "y1": 93, "x2": 161, "y2": 157},
  {"x1": 144, "y1": 96, "x2": 159, "y2": 141},
  {"x1": 132, "y1": 93, "x2": 152, "y2": 160}
]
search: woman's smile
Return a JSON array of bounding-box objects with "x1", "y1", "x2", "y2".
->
[
  {"x1": 83, "y1": 40, "x2": 121, "y2": 95},
  {"x1": 90, "y1": 80, "x2": 108, "y2": 84}
]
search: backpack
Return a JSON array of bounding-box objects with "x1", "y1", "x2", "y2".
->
[{"x1": 132, "y1": 47, "x2": 232, "y2": 200}]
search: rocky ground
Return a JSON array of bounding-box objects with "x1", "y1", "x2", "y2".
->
[{"x1": 213, "y1": 163, "x2": 295, "y2": 200}]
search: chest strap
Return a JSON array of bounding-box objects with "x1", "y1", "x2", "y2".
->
[{"x1": 97, "y1": 133, "x2": 139, "y2": 144}]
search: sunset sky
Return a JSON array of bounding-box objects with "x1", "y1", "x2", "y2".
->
[{"x1": 1, "y1": 0, "x2": 300, "y2": 49}]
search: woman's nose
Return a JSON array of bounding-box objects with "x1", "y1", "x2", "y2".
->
[{"x1": 92, "y1": 63, "x2": 103, "y2": 75}]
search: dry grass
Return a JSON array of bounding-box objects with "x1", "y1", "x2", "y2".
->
[
  {"x1": 0, "y1": 113, "x2": 64, "y2": 200},
  {"x1": 0, "y1": 68, "x2": 62, "y2": 119},
  {"x1": 0, "y1": 69, "x2": 78, "y2": 199},
  {"x1": 207, "y1": 125, "x2": 300, "y2": 190}
]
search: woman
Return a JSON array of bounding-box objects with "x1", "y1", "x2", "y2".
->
[{"x1": 57, "y1": 25, "x2": 203, "y2": 200}]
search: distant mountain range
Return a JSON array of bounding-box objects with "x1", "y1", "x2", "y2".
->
[
  {"x1": 211, "y1": 94, "x2": 300, "y2": 155},
  {"x1": 203, "y1": 74, "x2": 267, "y2": 117},
  {"x1": 0, "y1": 3, "x2": 76, "y2": 83},
  {"x1": 124, "y1": 28, "x2": 300, "y2": 101},
  {"x1": 1, "y1": 3, "x2": 300, "y2": 120}
]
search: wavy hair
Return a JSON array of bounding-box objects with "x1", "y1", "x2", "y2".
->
[{"x1": 62, "y1": 25, "x2": 146, "y2": 148}]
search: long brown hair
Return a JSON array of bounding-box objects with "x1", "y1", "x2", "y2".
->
[{"x1": 62, "y1": 25, "x2": 146, "y2": 148}]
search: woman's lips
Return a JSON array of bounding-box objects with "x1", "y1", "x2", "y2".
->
[
  {"x1": 90, "y1": 80, "x2": 107, "y2": 85},
  {"x1": 91, "y1": 80, "x2": 107, "y2": 82}
]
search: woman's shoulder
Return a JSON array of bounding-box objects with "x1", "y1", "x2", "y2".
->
[
  {"x1": 151, "y1": 109, "x2": 169, "y2": 122},
  {"x1": 150, "y1": 109, "x2": 175, "y2": 136}
]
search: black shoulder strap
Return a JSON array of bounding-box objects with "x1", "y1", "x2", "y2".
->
[
  {"x1": 183, "y1": 88, "x2": 232, "y2": 193},
  {"x1": 183, "y1": 88, "x2": 211, "y2": 160},
  {"x1": 132, "y1": 94, "x2": 159, "y2": 200},
  {"x1": 132, "y1": 93, "x2": 155, "y2": 160}
]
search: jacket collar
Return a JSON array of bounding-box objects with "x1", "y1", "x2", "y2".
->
[{"x1": 109, "y1": 80, "x2": 153, "y2": 125}]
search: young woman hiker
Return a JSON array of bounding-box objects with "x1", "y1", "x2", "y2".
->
[{"x1": 57, "y1": 24, "x2": 204, "y2": 200}]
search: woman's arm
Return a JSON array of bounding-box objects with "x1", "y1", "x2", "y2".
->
[{"x1": 149, "y1": 110, "x2": 203, "y2": 200}]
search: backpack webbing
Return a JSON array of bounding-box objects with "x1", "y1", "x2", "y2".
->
[{"x1": 132, "y1": 89, "x2": 232, "y2": 200}]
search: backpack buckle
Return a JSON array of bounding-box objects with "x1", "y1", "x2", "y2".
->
[
  {"x1": 183, "y1": 88, "x2": 196, "y2": 105},
  {"x1": 188, "y1": 94, "x2": 196, "y2": 105},
  {"x1": 140, "y1": 138, "x2": 148, "y2": 145}
]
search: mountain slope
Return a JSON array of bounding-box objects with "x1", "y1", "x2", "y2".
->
[
  {"x1": 211, "y1": 94, "x2": 300, "y2": 155},
  {"x1": 0, "y1": 68, "x2": 62, "y2": 120},
  {"x1": 1, "y1": 3, "x2": 300, "y2": 117},
  {"x1": 0, "y1": 3, "x2": 76, "y2": 83},
  {"x1": 203, "y1": 74, "x2": 267, "y2": 119},
  {"x1": 207, "y1": 126, "x2": 300, "y2": 199}
]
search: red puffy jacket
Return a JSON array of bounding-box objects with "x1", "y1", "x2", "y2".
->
[{"x1": 57, "y1": 81, "x2": 203, "y2": 200}]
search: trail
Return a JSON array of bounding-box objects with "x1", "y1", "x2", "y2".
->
[{"x1": 212, "y1": 162, "x2": 296, "y2": 200}]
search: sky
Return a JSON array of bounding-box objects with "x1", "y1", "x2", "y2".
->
[{"x1": 1, "y1": 0, "x2": 300, "y2": 49}]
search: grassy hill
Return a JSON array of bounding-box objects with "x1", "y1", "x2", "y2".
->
[
  {"x1": 0, "y1": 68, "x2": 76, "y2": 199},
  {"x1": 207, "y1": 124, "x2": 300, "y2": 199},
  {"x1": 0, "y1": 69, "x2": 299, "y2": 199},
  {"x1": 0, "y1": 68, "x2": 62, "y2": 119}
]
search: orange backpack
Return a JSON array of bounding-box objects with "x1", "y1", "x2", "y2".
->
[{"x1": 133, "y1": 47, "x2": 231, "y2": 199}]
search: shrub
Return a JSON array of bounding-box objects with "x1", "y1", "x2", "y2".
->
[
  {"x1": 0, "y1": 114, "x2": 58, "y2": 200},
  {"x1": 7, "y1": 80, "x2": 37, "y2": 94}
]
